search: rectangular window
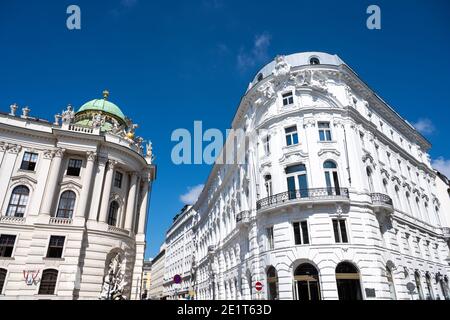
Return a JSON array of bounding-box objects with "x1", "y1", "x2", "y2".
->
[
  {"x1": 293, "y1": 221, "x2": 309, "y2": 245},
  {"x1": 332, "y1": 219, "x2": 348, "y2": 243},
  {"x1": 266, "y1": 227, "x2": 274, "y2": 250},
  {"x1": 46, "y1": 236, "x2": 65, "y2": 258},
  {"x1": 318, "y1": 122, "x2": 332, "y2": 141},
  {"x1": 67, "y1": 159, "x2": 82, "y2": 176},
  {"x1": 114, "y1": 171, "x2": 123, "y2": 188},
  {"x1": 20, "y1": 152, "x2": 38, "y2": 171},
  {"x1": 282, "y1": 91, "x2": 294, "y2": 106},
  {"x1": 0, "y1": 234, "x2": 16, "y2": 257},
  {"x1": 263, "y1": 135, "x2": 270, "y2": 155},
  {"x1": 285, "y1": 126, "x2": 299, "y2": 146}
]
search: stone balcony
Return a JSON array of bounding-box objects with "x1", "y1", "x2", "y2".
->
[
  {"x1": 256, "y1": 187, "x2": 349, "y2": 212},
  {"x1": 370, "y1": 193, "x2": 394, "y2": 215},
  {"x1": 49, "y1": 217, "x2": 73, "y2": 225},
  {"x1": 0, "y1": 215, "x2": 25, "y2": 225},
  {"x1": 236, "y1": 210, "x2": 250, "y2": 227},
  {"x1": 107, "y1": 225, "x2": 130, "y2": 236}
]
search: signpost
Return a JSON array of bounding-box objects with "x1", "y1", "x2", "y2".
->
[{"x1": 406, "y1": 282, "x2": 416, "y2": 300}]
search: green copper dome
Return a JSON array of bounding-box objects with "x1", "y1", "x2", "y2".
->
[{"x1": 77, "y1": 95, "x2": 126, "y2": 122}]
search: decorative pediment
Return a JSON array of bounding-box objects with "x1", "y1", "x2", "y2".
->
[
  {"x1": 391, "y1": 175, "x2": 401, "y2": 185},
  {"x1": 362, "y1": 152, "x2": 374, "y2": 164},
  {"x1": 403, "y1": 182, "x2": 411, "y2": 191},
  {"x1": 279, "y1": 148, "x2": 308, "y2": 164},
  {"x1": 318, "y1": 149, "x2": 341, "y2": 157},
  {"x1": 380, "y1": 168, "x2": 390, "y2": 179},
  {"x1": 421, "y1": 194, "x2": 429, "y2": 202},
  {"x1": 11, "y1": 174, "x2": 38, "y2": 185},
  {"x1": 412, "y1": 188, "x2": 420, "y2": 195},
  {"x1": 59, "y1": 180, "x2": 83, "y2": 190}
]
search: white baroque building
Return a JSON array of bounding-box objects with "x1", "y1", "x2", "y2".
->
[
  {"x1": 0, "y1": 91, "x2": 156, "y2": 299},
  {"x1": 163, "y1": 205, "x2": 195, "y2": 299},
  {"x1": 189, "y1": 52, "x2": 450, "y2": 300}
]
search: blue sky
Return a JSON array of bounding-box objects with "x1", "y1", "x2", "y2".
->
[{"x1": 0, "y1": 0, "x2": 449, "y2": 259}]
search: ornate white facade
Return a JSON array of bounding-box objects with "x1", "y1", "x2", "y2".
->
[
  {"x1": 188, "y1": 52, "x2": 450, "y2": 300},
  {"x1": 163, "y1": 205, "x2": 195, "y2": 299},
  {"x1": 0, "y1": 92, "x2": 156, "y2": 299}
]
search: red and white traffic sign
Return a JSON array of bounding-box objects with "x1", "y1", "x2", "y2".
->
[{"x1": 255, "y1": 281, "x2": 263, "y2": 291}]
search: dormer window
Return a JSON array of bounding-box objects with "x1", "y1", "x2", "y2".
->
[
  {"x1": 257, "y1": 73, "x2": 263, "y2": 82},
  {"x1": 310, "y1": 57, "x2": 320, "y2": 65},
  {"x1": 282, "y1": 91, "x2": 294, "y2": 106}
]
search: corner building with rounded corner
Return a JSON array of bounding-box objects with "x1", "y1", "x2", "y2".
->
[{"x1": 191, "y1": 52, "x2": 450, "y2": 300}]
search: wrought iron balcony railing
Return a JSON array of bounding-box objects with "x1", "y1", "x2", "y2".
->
[
  {"x1": 370, "y1": 193, "x2": 393, "y2": 207},
  {"x1": 256, "y1": 187, "x2": 349, "y2": 210}
]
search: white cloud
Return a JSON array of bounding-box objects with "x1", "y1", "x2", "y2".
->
[
  {"x1": 180, "y1": 184, "x2": 204, "y2": 205},
  {"x1": 237, "y1": 33, "x2": 271, "y2": 71},
  {"x1": 432, "y1": 157, "x2": 450, "y2": 177},
  {"x1": 412, "y1": 118, "x2": 435, "y2": 135}
]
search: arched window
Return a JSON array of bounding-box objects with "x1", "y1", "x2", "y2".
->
[
  {"x1": 310, "y1": 57, "x2": 320, "y2": 65},
  {"x1": 267, "y1": 266, "x2": 279, "y2": 300},
  {"x1": 56, "y1": 191, "x2": 76, "y2": 218},
  {"x1": 6, "y1": 185, "x2": 30, "y2": 217},
  {"x1": 264, "y1": 175, "x2": 273, "y2": 197},
  {"x1": 0, "y1": 268, "x2": 6, "y2": 294},
  {"x1": 425, "y1": 273, "x2": 434, "y2": 300},
  {"x1": 108, "y1": 201, "x2": 119, "y2": 226},
  {"x1": 38, "y1": 269, "x2": 58, "y2": 295},
  {"x1": 366, "y1": 167, "x2": 374, "y2": 192},
  {"x1": 415, "y1": 197, "x2": 423, "y2": 221},
  {"x1": 414, "y1": 271, "x2": 424, "y2": 300},
  {"x1": 324, "y1": 161, "x2": 341, "y2": 195},
  {"x1": 335, "y1": 262, "x2": 362, "y2": 300},
  {"x1": 285, "y1": 164, "x2": 308, "y2": 199},
  {"x1": 294, "y1": 263, "x2": 321, "y2": 300},
  {"x1": 386, "y1": 267, "x2": 397, "y2": 300}
]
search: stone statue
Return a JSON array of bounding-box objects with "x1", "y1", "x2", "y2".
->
[
  {"x1": 100, "y1": 253, "x2": 127, "y2": 300},
  {"x1": 61, "y1": 105, "x2": 75, "y2": 125},
  {"x1": 146, "y1": 141, "x2": 154, "y2": 162},
  {"x1": 92, "y1": 113, "x2": 105, "y2": 128},
  {"x1": 272, "y1": 55, "x2": 291, "y2": 78}
]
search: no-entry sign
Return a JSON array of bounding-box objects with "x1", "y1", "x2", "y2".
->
[
  {"x1": 255, "y1": 281, "x2": 263, "y2": 291},
  {"x1": 174, "y1": 274, "x2": 181, "y2": 284}
]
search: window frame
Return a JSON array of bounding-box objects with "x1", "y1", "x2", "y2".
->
[
  {"x1": 45, "y1": 235, "x2": 66, "y2": 259},
  {"x1": 0, "y1": 268, "x2": 7, "y2": 295},
  {"x1": 38, "y1": 269, "x2": 59, "y2": 295},
  {"x1": 20, "y1": 151, "x2": 38, "y2": 171},
  {"x1": 318, "y1": 122, "x2": 332, "y2": 142},
  {"x1": 108, "y1": 201, "x2": 120, "y2": 226},
  {"x1": 332, "y1": 218, "x2": 349, "y2": 243},
  {"x1": 114, "y1": 171, "x2": 123, "y2": 189},
  {"x1": 266, "y1": 226, "x2": 274, "y2": 251},
  {"x1": 6, "y1": 185, "x2": 30, "y2": 217},
  {"x1": 66, "y1": 158, "x2": 83, "y2": 177},
  {"x1": 282, "y1": 91, "x2": 294, "y2": 106},
  {"x1": 292, "y1": 220, "x2": 310, "y2": 245},
  {"x1": 263, "y1": 135, "x2": 271, "y2": 155},
  {"x1": 0, "y1": 234, "x2": 17, "y2": 258},
  {"x1": 284, "y1": 125, "x2": 299, "y2": 147},
  {"x1": 55, "y1": 190, "x2": 76, "y2": 219}
]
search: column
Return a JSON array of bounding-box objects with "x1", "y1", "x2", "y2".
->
[
  {"x1": 75, "y1": 151, "x2": 96, "y2": 218},
  {"x1": 40, "y1": 148, "x2": 64, "y2": 216},
  {"x1": 124, "y1": 172, "x2": 138, "y2": 231},
  {"x1": 98, "y1": 160, "x2": 116, "y2": 223},
  {"x1": 88, "y1": 156, "x2": 107, "y2": 221},
  {"x1": 137, "y1": 180, "x2": 149, "y2": 234}
]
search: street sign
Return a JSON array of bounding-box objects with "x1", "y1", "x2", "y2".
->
[
  {"x1": 174, "y1": 274, "x2": 182, "y2": 284},
  {"x1": 255, "y1": 281, "x2": 263, "y2": 291}
]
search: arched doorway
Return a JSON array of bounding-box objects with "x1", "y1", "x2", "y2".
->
[
  {"x1": 335, "y1": 262, "x2": 362, "y2": 300},
  {"x1": 266, "y1": 266, "x2": 279, "y2": 300},
  {"x1": 293, "y1": 263, "x2": 321, "y2": 300}
]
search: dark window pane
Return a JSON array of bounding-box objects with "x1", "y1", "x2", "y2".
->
[
  {"x1": 114, "y1": 172, "x2": 123, "y2": 188},
  {"x1": 301, "y1": 221, "x2": 309, "y2": 244},
  {"x1": 108, "y1": 201, "x2": 119, "y2": 226},
  {"x1": 38, "y1": 269, "x2": 58, "y2": 295},
  {"x1": 20, "y1": 152, "x2": 38, "y2": 171},
  {"x1": 332, "y1": 220, "x2": 340, "y2": 243},
  {"x1": 56, "y1": 191, "x2": 76, "y2": 218},
  {"x1": 67, "y1": 159, "x2": 82, "y2": 176},
  {"x1": 6, "y1": 185, "x2": 29, "y2": 217},
  {"x1": 0, "y1": 235, "x2": 16, "y2": 257},
  {"x1": 339, "y1": 220, "x2": 348, "y2": 243},
  {"x1": 293, "y1": 222, "x2": 301, "y2": 245},
  {"x1": 47, "y1": 236, "x2": 65, "y2": 258},
  {"x1": 292, "y1": 133, "x2": 299, "y2": 144},
  {"x1": 0, "y1": 268, "x2": 6, "y2": 294}
]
